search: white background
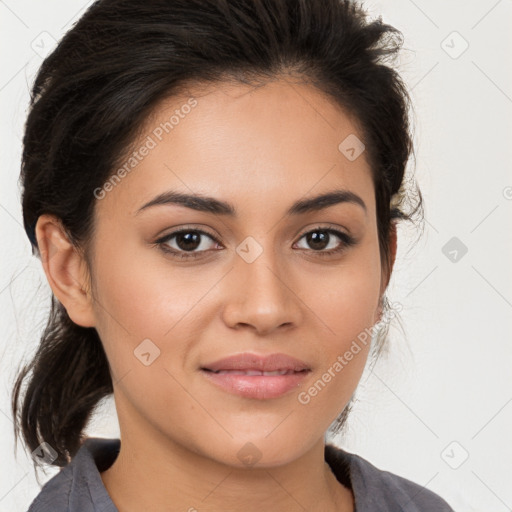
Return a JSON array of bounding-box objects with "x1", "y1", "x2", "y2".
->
[{"x1": 1, "y1": 1, "x2": 511, "y2": 511}]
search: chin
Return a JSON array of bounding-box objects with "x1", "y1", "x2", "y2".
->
[{"x1": 196, "y1": 433, "x2": 317, "y2": 469}]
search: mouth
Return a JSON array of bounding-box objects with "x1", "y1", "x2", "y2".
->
[
  {"x1": 204, "y1": 369, "x2": 306, "y2": 376},
  {"x1": 200, "y1": 352, "x2": 311, "y2": 400}
]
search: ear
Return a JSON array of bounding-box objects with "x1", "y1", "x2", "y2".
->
[
  {"x1": 35, "y1": 214, "x2": 96, "y2": 328},
  {"x1": 375, "y1": 221, "x2": 398, "y2": 323},
  {"x1": 382, "y1": 221, "x2": 398, "y2": 291}
]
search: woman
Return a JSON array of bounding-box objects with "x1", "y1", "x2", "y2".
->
[{"x1": 12, "y1": 0, "x2": 454, "y2": 510}]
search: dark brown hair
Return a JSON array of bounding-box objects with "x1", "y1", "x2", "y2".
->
[{"x1": 13, "y1": 0, "x2": 422, "y2": 467}]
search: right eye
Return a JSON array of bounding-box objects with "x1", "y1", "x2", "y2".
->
[{"x1": 155, "y1": 228, "x2": 221, "y2": 259}]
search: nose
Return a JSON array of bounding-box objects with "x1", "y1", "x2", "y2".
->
[{"x1": 221, "y1": 242, "x2": 303, "y2": 336}]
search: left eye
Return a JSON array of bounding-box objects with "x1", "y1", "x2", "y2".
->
[
  {"x1": 295, "y1": 228, "x2": 352, "y2": 252},
  {"x1": 156, "y1": 226, "x2": 355, "y2": 259}
]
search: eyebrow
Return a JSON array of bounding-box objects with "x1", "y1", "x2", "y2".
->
[{"x1": 135, "y1": 188, "x2": 367, "y2": 217}]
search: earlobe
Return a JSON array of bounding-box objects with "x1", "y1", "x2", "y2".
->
[{"x1": 35, "y1": 214, "x2": 96, "y2": 328}]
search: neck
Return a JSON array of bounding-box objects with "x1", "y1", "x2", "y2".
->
[{"x1": 101, "y1": 427, "x2": 353, "y2": 512}]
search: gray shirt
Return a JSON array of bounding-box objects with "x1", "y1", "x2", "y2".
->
[{"x1": 27, "y1": 437, "x2": 454, "y2": 511}]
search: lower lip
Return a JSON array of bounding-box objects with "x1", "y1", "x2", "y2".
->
[{"x1": 201, "y1": 370, "x2": 310, "y2": 399}]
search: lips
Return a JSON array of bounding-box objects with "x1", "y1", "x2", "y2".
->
[
  {"x1": 201, "y1": 352, "x2": 311, "y2": 373},
  {"x1": 200, "y1": 352, "x2": 311, "y2": 400},
  {"x1": 213, "y1": 369, "x2": 297, "y2": 376}
]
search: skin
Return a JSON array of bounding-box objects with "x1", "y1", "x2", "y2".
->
[{"x1": 36, "y1": 77, "x2": 397, "y2": 512}]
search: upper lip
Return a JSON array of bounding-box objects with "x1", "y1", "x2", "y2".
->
[{"x1": 202, "y1": 352, "x2": 311, "y2": 372}]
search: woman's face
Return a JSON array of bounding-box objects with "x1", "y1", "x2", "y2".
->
[{"x1": 84, "y1": 78, "x2": 390, "y2": 466}]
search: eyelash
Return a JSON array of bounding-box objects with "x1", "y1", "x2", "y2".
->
[{"x1": 155, "y1": 225, "x2": 357, "y2": 260}]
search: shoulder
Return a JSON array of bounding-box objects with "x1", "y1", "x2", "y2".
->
[
  {"x1": 325, "y1": 443, "x2": 454, "y2": 511},
  {"x1": 26, "y1": 438, "x2": 120, "y2": 512},
  {"x1": 26, "y1": 464, "x2": 74, "y2": 512}
]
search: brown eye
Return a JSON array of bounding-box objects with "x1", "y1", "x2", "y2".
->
[
  {"x1": 295, "y1": 227, "x2": 356, "y2": 256},
  {"x1": 156, "y1": 228, "x2": 220, "y2": 259},
  {"x1": 156, "y1": 225, "x2": 356, "y2": 261}
]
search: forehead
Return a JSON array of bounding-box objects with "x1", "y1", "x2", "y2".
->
[{"x1": 95, "y1": 78, "x2": 375, "y2": 221}]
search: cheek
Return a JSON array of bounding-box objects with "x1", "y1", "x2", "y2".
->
[
  {"x1": 88, "y1": 237, "x2": 174, "y2": 371},
  {"x1": 88, "y1": 242, "x2": 206, "y2": 429},
  {"x1": 299, "y1": 243, "x2": 382, "y2": 401},
  {"x1": 88, "y1": 234, "x2": 225, "y2": 401},
  {"x1": 90, "y1": 234, "x2": 193, "y2": 338},
  {"x1": 311, "y1": 241, "x2": 382, "y2": 339}
]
